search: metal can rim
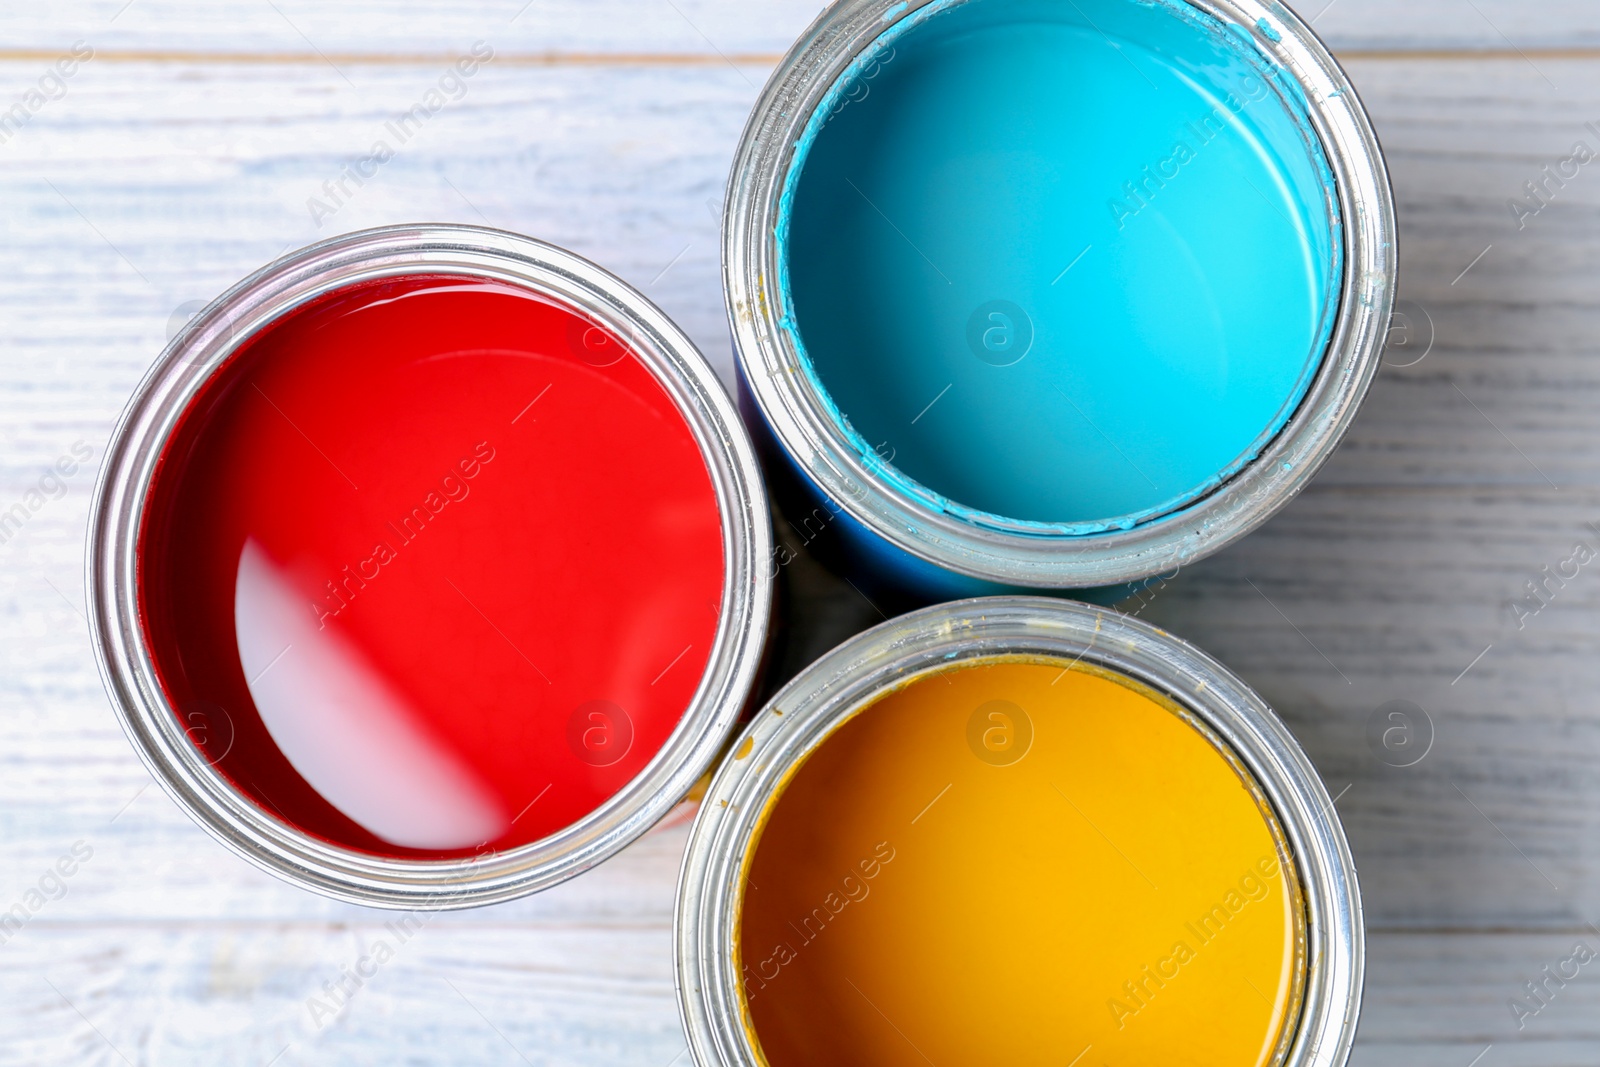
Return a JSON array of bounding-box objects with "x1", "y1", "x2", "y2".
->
[
  {"x1": 674, "y1": 595, "x2": 1363, "y2": 1067},
  {"x1": 723, "y1": 0, "x2": 1398, "y2": 587},
  {"x1": 87, "y1": 223, "x2": 773, "y2": 909}
]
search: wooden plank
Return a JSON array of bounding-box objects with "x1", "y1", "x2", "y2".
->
[
  {"x1": 0, "y1": 924, "x2": 1593, "y2": 1065},
  {"x1": 1319, "y1": 57, "x2": 1600, "y2": 490},
  {"x1": 6, "y1": 0, "x2": 1600, "y2": 58},
  {"x1": 0, "y1": 0, "x2": 821, "y2": 59},
  {"x1": 0, "y1": 921, "x2": 685, "y2": 1066},
  {"x1": 1356, "y1": 930, "x2": 1600, "y2": 1066},
  {"x1": 1313, "y1": 1, "x2": 1600, "y2": 54}
]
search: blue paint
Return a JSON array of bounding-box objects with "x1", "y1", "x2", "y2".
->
[{"x1": 777, "y1": 0, "x2": 1341, "y2": 533}]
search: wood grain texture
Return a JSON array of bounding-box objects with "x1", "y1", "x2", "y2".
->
[
  {"x1": 8, "y1": 922, "x2": 1599, "y2": 1067},
  {"x1": 3, "y1": 919, "x2": 686, "y2": 1067},
  {"x1": 1357, "y1": 930, "x2": 1600, "y2": 1067},
  {"x1": 3, "y1": 0, "x2": 1600, "y2": 1062},
  {"x1": 1318, "y1": 58, "x2": 1600, "y2": 490},
  {"x1": 7, "y1": 0, "x2": 1600, "y2": 57}
]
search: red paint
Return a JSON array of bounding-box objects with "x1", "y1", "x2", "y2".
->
[{"x1": 138, "y1": 275, "x2": 725, "y2": 858}]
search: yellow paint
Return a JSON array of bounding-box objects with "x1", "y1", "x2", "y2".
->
[
  {"x1": 736, "y1": 656, "x2": 1305, "y2": 1067},
  {"x1": 684, "y1": 770, "x2": 713, "y2": 804}
]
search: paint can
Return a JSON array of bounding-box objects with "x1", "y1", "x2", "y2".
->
[
  {"x1": 677, "y1": 596, "x2": 1361, "y2": 1066},
  {"x1": 725, "y1": 0, "x2": 1396, "y2": 595},
  {"x1": 88, "y1": 224, "x2": 772, "y2": 907}
]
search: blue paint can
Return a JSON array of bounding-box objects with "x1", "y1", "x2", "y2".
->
[{"x1": 726, "y1": 0, "x2": 1394, "y2": 594}]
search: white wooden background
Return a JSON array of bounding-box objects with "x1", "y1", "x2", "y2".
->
[{"x1": 3, "y1": 1, "x2": 1600, "y2": 1063}]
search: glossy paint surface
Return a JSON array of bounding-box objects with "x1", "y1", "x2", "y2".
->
[
  {"x1": 739, "y1": 657, "x2": 1305, "y2": 1066},
  {"x1": 138, "y1": 275, "x2": 725, "y2": 857},
  {"x1": 780, "y1": 0, "x2": 1341, "y2": 531}
]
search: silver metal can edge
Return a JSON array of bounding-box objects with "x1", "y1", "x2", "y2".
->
[
  {"x1": 86, "y1": 223, "x2": 774, "y2": 909},
  {"x1": 674, "y1": 595, "x2": 1363, "y2": 1067}
]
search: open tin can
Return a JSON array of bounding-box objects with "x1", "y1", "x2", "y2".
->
[
  {"x1": 88, "y1": 224, "x2": 771, "y2": 907},
  {"x1": 726, "y1": 0, "x2": 1396, "y2": 595},
  {"x1": 677, "y1": 597, "x2": 1361, "y2": 1066}
]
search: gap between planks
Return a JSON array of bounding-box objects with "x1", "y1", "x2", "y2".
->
[{"x1": 2, "y1": 46, "x2": 1600, "y2": 66}]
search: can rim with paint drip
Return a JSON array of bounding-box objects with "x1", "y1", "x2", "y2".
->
[{"x1": 724, "y1": 0, "x2": 1397, "y2": 591}]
